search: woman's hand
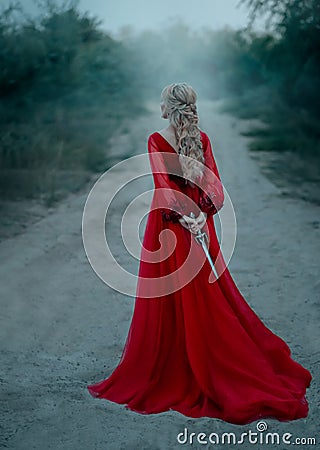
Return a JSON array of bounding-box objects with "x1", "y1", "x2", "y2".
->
[
  {"x1": 178, "y1": 211, "x2": 207, "y2": 234},
  {"x1": 195, "y1": 211, "x2": 207, "y2": 230},
  {"x1": 178, "y1": 216, "x2": 194, "y2": 232}
]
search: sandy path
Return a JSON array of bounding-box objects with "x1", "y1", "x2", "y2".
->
[{"x1": 1, "y1": 100, "x2": 319, "y2": 449}]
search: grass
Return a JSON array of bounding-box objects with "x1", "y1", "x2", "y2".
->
[
  {"x1": 219, "y1": 87, "x2": 320, "y2": 205},
  {"x1": 0, "y1": 94, "x2": 148, "y2": 205}
]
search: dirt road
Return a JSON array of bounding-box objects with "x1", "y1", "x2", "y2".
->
[{"x1": 1, "y1": 100, "x2": 319, "y2": 449}]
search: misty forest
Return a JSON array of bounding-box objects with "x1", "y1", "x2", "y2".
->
[{"x1": 0, "y1": 0, "x2": 319, "y2": 205}]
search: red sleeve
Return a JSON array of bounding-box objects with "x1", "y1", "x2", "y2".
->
[
  {"x1": 148, "y1": 134, "x2": 194, "y2": 222},
  {"x1": 198, "y1": 133, "x2": 224, "y2": 217}
]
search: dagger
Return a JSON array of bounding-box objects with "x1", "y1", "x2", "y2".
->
[{"x1": 189, "y1": 211, "x2": 219, "y2": 280}]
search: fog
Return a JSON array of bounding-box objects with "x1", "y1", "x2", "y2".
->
[
  {"x1": 6, "y1": 0, "x2": 266, "y2": 37},
  {"x1": 77, "y1": 0, "x2": 256, "y2": 37},
  {"x1": 1, "y1": 0, "x2": 318, "y2": 198},
  {"x1": 1, "y1": 0, "x2": 269, "y2": 102}
]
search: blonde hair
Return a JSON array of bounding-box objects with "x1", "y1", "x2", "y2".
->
[{"x1": 161, "y1": 82, "x2": 204, "y2": 183}]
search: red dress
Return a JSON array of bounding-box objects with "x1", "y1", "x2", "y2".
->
[{"x1": 87, "y1": 130, "x2": 312, "y2": 425}]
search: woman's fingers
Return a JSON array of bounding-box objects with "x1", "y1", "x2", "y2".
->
[
  {"x1": 189, "y1": 223, "x2": 201, "y2": 234},
  {"x1": 179, "y1": 218, "x2": 198, "y2": 233},
  {"x1": 194, "y1": 212, "x2": 208, "y2": 230},
  {"x1": 182, "y1": 218, "x2": 195, "y2": 226},
  {"x1": 183, "y1": 212, "x2": 207, "y2": 224},
  {"x1": 195, "y1": 211, "x2": 207, "y2": 224},
  {"x1": 178, "y1": 218, "x2": 190, "y2": 230},
  {"x1": 180, "y1": 213, "x2": 208, "y2": 233},
  {"x1": 197, "y1": 222, "x2": 206, "y2": 230}
]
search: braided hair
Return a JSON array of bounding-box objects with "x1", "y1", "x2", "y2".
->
[{"x1": 161, "y1": 82, "x2": 205, "y2": 184}]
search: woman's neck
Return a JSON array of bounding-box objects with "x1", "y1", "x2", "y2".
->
[{"x1": 166, "y1": 124, "x2": 176, "y2": 134}]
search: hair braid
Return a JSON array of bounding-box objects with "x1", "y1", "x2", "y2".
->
[{"x1": 161, "y1": 82, "x2": 205, "y2": 184}]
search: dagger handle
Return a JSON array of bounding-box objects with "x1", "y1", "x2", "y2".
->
[{"x1": 188, "y1": 212, "x2": 208, "y2": 244}]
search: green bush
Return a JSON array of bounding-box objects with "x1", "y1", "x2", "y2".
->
[{"x1": 0, "y1": 0, "x2": 146, "y2": 201}]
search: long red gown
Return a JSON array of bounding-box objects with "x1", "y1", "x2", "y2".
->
[{"x1": 87, "y1": 130, "x2": 312, "y2": 425}]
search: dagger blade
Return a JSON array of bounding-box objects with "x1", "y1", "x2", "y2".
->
[{"x1": 189, "y1": 212, "x2": 218, "y2": 280}]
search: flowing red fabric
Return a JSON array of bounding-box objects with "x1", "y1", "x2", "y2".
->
[{"x1": 87, "y1": 130, "x2": 312, "y2": 425}]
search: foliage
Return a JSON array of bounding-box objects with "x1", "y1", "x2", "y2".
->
[
  {"x1": 0, "y1": 0, "x2": 145, "y2": 202},
  {"x1": 238, "y1": 0, "x2": 320, "y2": 114},
  {"x1": 216, "y1": 0, "x2": 320, "y2": 159}
]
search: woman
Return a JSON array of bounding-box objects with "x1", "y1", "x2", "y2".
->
[{"x1": 87, "y1": 82, "x2": 312, "y2": 425}]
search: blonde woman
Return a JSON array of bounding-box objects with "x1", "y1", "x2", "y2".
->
[{"x1": 88, "y1": 82, "x2": 312, "y2": 425}]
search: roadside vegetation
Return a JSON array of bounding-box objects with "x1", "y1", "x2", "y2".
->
[{"x1": 0, "y1": 0, "x2": 146, "y2": 205}]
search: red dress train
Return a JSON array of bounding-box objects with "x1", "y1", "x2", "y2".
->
[{"x1": 87, "y1": 130, "x2": 312, "y2": 425}]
